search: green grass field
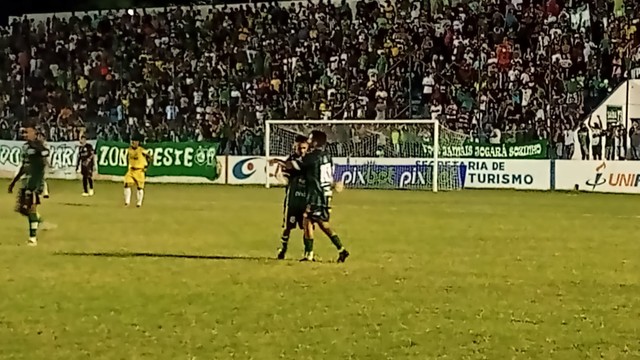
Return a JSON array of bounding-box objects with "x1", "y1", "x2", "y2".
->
[{"x1": 1, "y1": 180, "x2": 640, "y2": 359}]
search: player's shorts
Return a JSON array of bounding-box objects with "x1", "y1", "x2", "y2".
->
[
  {"x1": 307, "y1": 196, "x2": 332, "y2": 223},
  {"x1": 81, "y1": 163, "x2": 94, "y2": 177},
  {"x1": 124, "y1": 168, "x2": 145, "y2": 189},
  {"x1": 283, "y1": 205, "x2": 306, "y2": 230},
  {"x1": 15, "y1": 188, "x2": 40, "y2": 216}
]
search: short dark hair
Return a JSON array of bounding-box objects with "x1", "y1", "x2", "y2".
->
[
  {"x1": 23, "y1": 120, "x2": 36, "y2": 129},
  {"x1": 310, "y1": 130, "x2": 327, "y2": 147},
  {"x1": 294, "y1": 135, "x2": 308, "y2": 143}
]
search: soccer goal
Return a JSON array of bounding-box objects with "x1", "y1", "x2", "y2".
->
[{"x1": 264, "y1": 119, "x2": 468, "y2": 192}]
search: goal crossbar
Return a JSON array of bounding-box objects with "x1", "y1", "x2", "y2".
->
[
  {"x1": 265, "y1": 119, "x2": 439, "y2": 125},
  {"x1": 264, "y1": 119, "x2": 441, "y2": 192}
]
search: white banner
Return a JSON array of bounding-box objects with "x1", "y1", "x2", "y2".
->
[
  {"x1": 0, "y1": 140, "x2": 96, "y2": 180},
  {"x1": 555, "y1": 160, "x2": 640, "y2": 194},
  {"x1": 227, "y1": 156, "x2": 551, "y2": 190},
  {"x1": 227, "y1": 156, "x2": 287, "y2": 185},
  {"x1": 336, "y1": 158, "x2": 550, "y2": 190}
]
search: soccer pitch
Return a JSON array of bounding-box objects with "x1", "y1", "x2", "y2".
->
[{"x1": 1, "y1": 180, "x2": 639, "y2": 359}]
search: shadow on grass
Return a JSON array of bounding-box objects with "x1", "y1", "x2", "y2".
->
[
  {"x1": 54, "y1": 251, "x2": 283, "y2": 262},
  {"x1": 59, "y1": 202, "x2": 93, "y2": 207}
]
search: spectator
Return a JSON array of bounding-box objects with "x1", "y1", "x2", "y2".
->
[{"x1": 0, "y1": 0, "x2": 637, "y2": 160}]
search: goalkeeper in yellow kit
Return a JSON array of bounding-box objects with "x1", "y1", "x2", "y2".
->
[{"x1": 124, "y1": 136, "x2": 152, "y2": 207}]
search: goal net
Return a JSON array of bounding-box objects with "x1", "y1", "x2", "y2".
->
[{"x1": 265, "y1": 120, "x2": 469, "y2": 192}]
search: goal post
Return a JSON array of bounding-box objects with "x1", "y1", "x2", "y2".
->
[{"x1": 264, "y1": 119, "x2": 467, "y2": 192}]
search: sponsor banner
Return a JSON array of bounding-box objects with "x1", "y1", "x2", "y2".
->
[
  {"x1": 0, "y1": 139, "x2": 96, "y2": 180},
  {"x1": 334, "y1": 162, "x2": 465, "y2": 189},
  {"x1": 228, "y1": 156, "x2": 550, "y2": 190},
  {"x1": 94, "y1": 156, "x2": 226, "y2": 184},
  {"x1": 337, "y1": 158, "x2": 550, "y2": 190},
  {"x1": 555, "y1": 160, "x2": 640, "y2": 194},
  {"x1": 227, "y1": 156, "x2": 286, "y2": 185},
  {"x1": 423, "y1": 140, "x2": 548, "y2": 159},
  {"x1": 96, "y1": 141, "x2": 221, "y2": 181}
]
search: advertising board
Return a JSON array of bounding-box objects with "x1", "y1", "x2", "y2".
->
[
  {"x1": 555, "y1": 160, "x2": 640, "y2": 194},
  {"x1": 227, "y1": 157, "x2": 551, "y2": 190}
]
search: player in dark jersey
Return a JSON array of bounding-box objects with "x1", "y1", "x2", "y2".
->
[
  {"x1": 272, "y1": 135, "x2": 309, "y2": 260},
  {"x1": 77, "y1": 135, "x2": 95, "y2": 196},
  {"x1": 289, "y1": 130, "x2": 349, "y2": 263},
  {"x1": 8, "y1": 123, "x2": 50, "y2": 246}
]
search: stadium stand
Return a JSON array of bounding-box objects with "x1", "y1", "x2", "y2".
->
[{"x1": 0, "y1": 0, "x2": 638, "y2": 158}]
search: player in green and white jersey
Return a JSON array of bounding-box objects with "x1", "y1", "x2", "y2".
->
[
  {"x1": 289, "y1": 130, "x2": 349, "y2": 263},
  {"x1": 8, "y1": 123, "x2": 50, "y2": 246}
]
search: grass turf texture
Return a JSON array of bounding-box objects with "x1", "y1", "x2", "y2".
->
[{"x1": 1, "y1": 180, "x2": 640, "y2": 359}]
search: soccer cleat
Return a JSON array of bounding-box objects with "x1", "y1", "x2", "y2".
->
[
  {"x1": 124, "y1": 202, "x2": 130, "y2": 207},
  {"x1": 88, "y1": 189, "x2": 94, "y2": 196},
  {"x1": 337, "y1": 249, "x2": 350, "y2": 263},
  {"x1": 27, "y1": 238, "x2": 37, "y2": 246},
  {"x1": 43, "y1": 194, "x2": 49, "y2": 199},
  {"x1": 299, "y1": 252, "x2": 315, "y2": 262},
  {"x1": 136, "y1": 204, "x2": 142, "y2": 208},
  {"x1": 277, "y1": 248, "x2": 286, "y2": 260},
  {"x1": 82, "y1": 193, "x2": 89, "y2": 197}
]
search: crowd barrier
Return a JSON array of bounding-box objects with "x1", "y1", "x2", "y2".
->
[{"x1": 0, "y1": 140, "x2": 639, "y2": 194}]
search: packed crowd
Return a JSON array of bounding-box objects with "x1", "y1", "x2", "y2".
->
[{"x1": 0, "y1": 0, "x2": 638, "y2": 158}]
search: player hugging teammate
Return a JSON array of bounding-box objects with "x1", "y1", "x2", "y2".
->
[
  {"x1": 77, "y1": 135, "x2": 95, "y2": 197},
  {"x1": 272, "y1": 130, "x2": 349, "y2": 263},
  {"x1": 275, "y1": 135, "x2": 309, "y2": 259},
  {"x1": 8, "y1": 123, "x2": 50, "y2": 246}
]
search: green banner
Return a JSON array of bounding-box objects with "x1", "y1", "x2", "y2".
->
[
  {"x1": 96, "y1": 141, "x2": 221, "y2": 180},
  {"x1": 423, "y1": 140, "x2": 548, "y2": 159}
]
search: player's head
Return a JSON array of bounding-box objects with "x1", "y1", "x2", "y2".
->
[
  {"x1": 131, "y1": 134, "x2": 142, "y2": 149},
  {"x1": 294, "y1": 135, "x2": 309, "y2": 156},
  {"x1": 80, "y1": 135, "x2": 87, "y2": 145},
  {"x1": 22, "y1": 122, "x2": 37, "y2": 141},
  {"x1": 309, "y1": 130, "x2": 327, "y2": 149}
]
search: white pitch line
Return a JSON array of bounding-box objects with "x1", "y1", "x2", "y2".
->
[{"x1": 582, "y1": 213, "x2": 640, "y2": 219}]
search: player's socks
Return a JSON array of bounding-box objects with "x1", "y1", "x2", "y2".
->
[
  {"x1": 28, "y1": 213, "x2": 39, "y2": 245},
  {"x1": 124, "y1": 187, "x2": 132, "y2": 205},
  {"x1": 42, "y1": 182, "x2": 49, "y2": 198},
  {"x1": 301, "y1": 238, "x2": 314, "y2": 261},
  {"x1": 277, "y1": 235, "x2": 289, "y2": 259},
  {"x1": 136, "y1": 189, "x2": 144, "y2": 207},
  {"x1": 329, "y1": 234, "x2": 344, "y2": 251}
]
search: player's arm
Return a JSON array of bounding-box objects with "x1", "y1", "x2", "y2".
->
[
  {"x1": 289, "y1": 154, "x2": 314, "y2": 171},
  {"x1": 330, "y1": 159, "x2": 344, "y2": 193},
  {"x1": 76, "y1": 147, "x2": 82, "y2": 171},
  {"x1": 143, "y1": 150, "x2": 152, "y2": 161},
  {"x1": 142, "y1": 149, "x2": 152, "y2": 171},
  {"x1": 87, "y1": 144, "x2": 95, "y2": 163},
  {"x1": 8, "y1": 165, "x2": 25, "y2": 193},
  {"x1": 268, "y1": 158, "x2": 286, "y2": 167}
]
